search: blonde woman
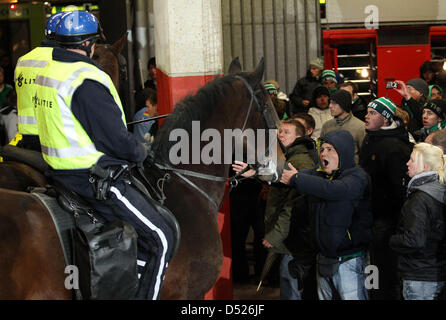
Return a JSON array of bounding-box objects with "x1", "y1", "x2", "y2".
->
[{"x1": 390, "y1": 143, "x2": 446, "y2": 300}]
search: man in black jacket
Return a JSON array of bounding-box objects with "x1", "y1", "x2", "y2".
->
[
  {"x1": 289, "y1": 58, "x2": 323, "y2": 115},
  {"x1": 360, "y1": 97, "x2": 414, "y2": 300},
  {"x1": 281, "y1": 130, "x2": 372, "y2": 300}
]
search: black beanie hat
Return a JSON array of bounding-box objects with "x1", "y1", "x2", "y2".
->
[
  {"x1": 424, "y1": 99, "x2": 446, "y2": 120},
  {"x1": 312, "y1": 86, "x2": 330, "y2": 100},
  {"x1": 420, "y1": 60, "x2": 435, "y2": 74},
  {"x1": 330, "y1": 89, "x2": 352, "y2": 112}
]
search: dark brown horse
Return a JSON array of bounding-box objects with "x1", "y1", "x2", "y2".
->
[
  {"x1": 0, "y1": 57, "x2": 283, "y2": 299},
  {"x1": 145, "y1": 58, "x2": 283, "y2": 299},
  {"x1": 0, "y1": 188, "x2": 70, "y2": 299},
  {"x1": 0, "y1": 35, "x2": 128, "y2": 191}
]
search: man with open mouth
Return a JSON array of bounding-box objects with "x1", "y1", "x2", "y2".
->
[{"x1": 281, "y1": 129, "x2": 372, "y2": 300}]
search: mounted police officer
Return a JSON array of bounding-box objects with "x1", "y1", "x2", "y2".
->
[
  {"x1": 33, "y1": 10, "x2": 174, "y2": 300},
  {"x1": 13, "y1": 11, "x2": 64, "y2": 152}
]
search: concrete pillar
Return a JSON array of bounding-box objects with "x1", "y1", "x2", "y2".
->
[{"x1": 153, "y1": 0, "x2": 223, "y2": 115}]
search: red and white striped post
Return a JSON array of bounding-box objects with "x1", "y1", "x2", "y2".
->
[{"x1": 153, "y1": 0, "x2": 232, "y2": 299}]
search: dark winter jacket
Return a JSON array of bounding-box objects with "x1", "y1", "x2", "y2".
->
[
  {"x1": 389, "y1": 172, "x2": 446, "y2": 281},
  {"x1": 401, "y1": 97, "x2": 425, "y2": 134},
  {"x1": 289, "y1": 70, "x2": 321, "y2": 115},
  {"x1": 289, "y1": 130, "x2": 373, "y2": 258},
  {"x1": 352, "y1": 96, "x2": 367, "y2": 122},
  {"x1": 359, "y1": 125, "x2": 413, "y2": 226},
  {"x1": 264, "y1": 137, "x2": 316, "y2": 254},
  {"x1": 283, "y1": 192, "x2": 317, "y2": 261}
]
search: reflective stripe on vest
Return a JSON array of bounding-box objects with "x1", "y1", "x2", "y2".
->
[
  {"x1": 15, "y1": 47, "x2": 53, "y2": 135},
  {"x1": 34, "y1": 60, "x2": 125, "y2": 170},
  {"x1": 17, "y1": 59, "x2": 49, "y2": 68},
  {"x1": 17, "y1": 115, "x2": 37, "y2": 125}
]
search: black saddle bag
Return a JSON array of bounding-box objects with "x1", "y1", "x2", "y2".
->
[
  {"x1": 73, "y1": 216, "x2": 139, "y2": 300},
  {"x1": 56, "y1": 181, "x2": 139, "y2": 300}
]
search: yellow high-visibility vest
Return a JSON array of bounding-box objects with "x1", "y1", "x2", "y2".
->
[
  {"x1": 15, "y1": 47, "x2": 54, "y2": 135},
  {"x1": 34, "y1": 59, "x2": 126, "y2": 170}
]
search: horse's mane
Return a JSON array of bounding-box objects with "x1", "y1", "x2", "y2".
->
[
  {"x1": 92, "y1": 44, "x2": 119, "y2": 88},
  {"x1": 152, "y1": 74, "x2": 243, "y2": 164}
]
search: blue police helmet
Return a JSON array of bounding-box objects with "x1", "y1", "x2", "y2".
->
[
  {"x1": 45, "y1": 11, "x2": 66, "y2": 40},
  {"x1": 55, "y1": 10, "x2": 104, "y2": 46}
]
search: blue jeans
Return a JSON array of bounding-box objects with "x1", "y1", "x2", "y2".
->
[
  {"x1": 317, "y1": 255, "x2": 369, "y2": 300},
  {"x1": 403, "y1": 280, "x2": 446, "y2": 300},
  {"x1": 280, "y1": 254, "x2": 302, "y2": 300}
]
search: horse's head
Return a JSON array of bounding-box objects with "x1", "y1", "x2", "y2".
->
[
  {"x1": 92, "y1": 33, "x2": 128, "y2": 89},
  {"x1": 227, "y1": 58, "x2": 285, "y2": 182}
]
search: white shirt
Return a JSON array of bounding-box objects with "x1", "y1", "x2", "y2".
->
[{"x1": 308, "y1": 107, "x2": 333, "y2": 139}]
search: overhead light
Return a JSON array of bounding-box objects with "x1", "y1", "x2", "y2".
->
[
  {"x1": 361, "y1": 68, "x2": 369, "y2": 78},
  {"x1": 443, "y1": 61, "x2": 446, "y2": 71}
]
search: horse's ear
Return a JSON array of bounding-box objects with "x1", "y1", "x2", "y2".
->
[
  {"x1": 112, "y1": 32, "x2": 128, "y2": 55},
  {"x1": 228, "y1": 57, "x2": 242, "y2": 74},
  {"x1": 250, "y1": 57, "x2": 265, "y2": 85}
]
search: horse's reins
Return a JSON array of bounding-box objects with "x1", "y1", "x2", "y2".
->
[
  {"x1": 127, "y1": 114, "x2": 169, "y2": 126},
  {"x1": 148, "y1": 75, "x2": 267, "y2": 212}
]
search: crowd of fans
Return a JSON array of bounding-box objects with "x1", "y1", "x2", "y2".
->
[{"x1": 231, "y1": 58, "x2": 446, "y2": 300}]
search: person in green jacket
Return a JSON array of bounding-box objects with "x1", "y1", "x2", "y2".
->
[{"x1": 232, "y1": 118, "x2": 316, "y2": 299}]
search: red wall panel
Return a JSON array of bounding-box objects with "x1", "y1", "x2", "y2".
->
[{"x1": 377, "y1": 44, "x2": 430, "y2": 105}]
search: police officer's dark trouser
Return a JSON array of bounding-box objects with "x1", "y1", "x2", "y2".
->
[{"x1": 81, "y1": 177, "x2": 175, "y2": 300}]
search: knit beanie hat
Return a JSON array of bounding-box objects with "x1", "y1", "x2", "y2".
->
[
  {"x1": 419, "y1": 60, "x2": 435, "y2": 74},
  {"x1": 330, "y1": 89, "x2": 352, "y2": 113},
  {"x1": 424, "y1": 99, "x2": 446, "y2": 120},
  {"x1": 312, "y1": 85, "x2": 330, "y2": 99},
  {"x1": 336, "y1": 72, "x2": 345, "y2": 84},
  {"x1": 309, "y1": 57, "x2": 324, "y2": 70},
  {"x1": 264, "y1": 82, "x2": 278, "y2": 95},
  {"x1": 367, "y1": 97, "x2": 397, "y2": 121},
  {"x1": 321, "y1": 70, "x2": 338, "y2": 83},
  {"x1": 406, "y1": 78, "x2": 429, "y2": 98}
]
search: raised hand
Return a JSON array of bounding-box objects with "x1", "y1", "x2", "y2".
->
[
  {"x1": 280, "y1": 162, "x2": 298, "y2": 185},
  {"x1": 232, "y1": 160, "x2": 256, "y2": 178},
  {"x1": 394, "y1": 80, "x2": 411, "y2": 101}
]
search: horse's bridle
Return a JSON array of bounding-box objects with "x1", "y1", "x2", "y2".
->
[
  {"x1": 234, "y1": 75, "x2": 280, "y2": 131},
  {"x1": 149, "y1": 75, "x2": 279, "y2": 212}
]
